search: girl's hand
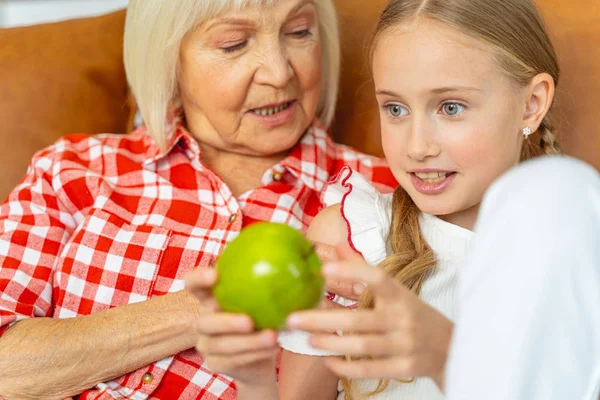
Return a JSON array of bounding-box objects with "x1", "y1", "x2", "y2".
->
[
  {"x1": 185, "y1": 267, "x2": 280, "y2": 386},
  {"x1": 286, "y1": 244, "x2": 453, "y2": 390},
  {"x1": 314, "y1": 243, "x2": 363, "y2": 310}
]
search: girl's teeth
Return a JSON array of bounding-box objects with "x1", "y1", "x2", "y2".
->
[
  {"x1": 253, "y1": 102, "x2": 291, "y2": 116},
  {"x1": 415, "y1": 172, "x2": 449, "y2": 183}
]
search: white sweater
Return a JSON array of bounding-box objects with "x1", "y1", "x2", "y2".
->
[{"x1": 278, "y1": 168, "x2": 473, "y2": 400}]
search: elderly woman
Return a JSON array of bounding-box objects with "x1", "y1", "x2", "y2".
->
[{"x1": 0, "y1": 0, "x2": 396, "y2": 399}]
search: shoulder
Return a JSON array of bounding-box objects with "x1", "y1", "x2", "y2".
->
[
  {"x1": 30, "y1": 127, "x2": 155, "y2": 173},
  {"x1": 329, "y1": 142, "x2": 397, "y2": 193},
  {"x1": 307, "y1": 204, "x2": 348, "y2": 246}
]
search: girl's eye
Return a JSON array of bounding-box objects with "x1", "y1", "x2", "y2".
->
[
  {"x1": 221, "y1": 41, "x2": 247, "y2": 53},
  {"x1": 386, "y1": 104, "x2": 409, "y2": 118},
  {"x1": 442, "y1": 102, "x2": 466, "y2": 117},
  {"x1": 288, "y1": 29, "x2": 312, "y2": 38}
]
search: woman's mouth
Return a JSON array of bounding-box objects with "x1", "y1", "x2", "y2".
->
[
  {"x1": 249, "y1": 100, "x2": 296, "y2": 127},
  {"x1": 251, "y1": 101, "x2": 294, "y2": 116},
  {"x1": 410, "y1": 171, "x2": 458, "y2": 195}
]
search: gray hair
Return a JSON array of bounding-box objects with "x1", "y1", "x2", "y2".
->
[{"x1": 124, "y1": 0, "x2": 340, "y2": 149}]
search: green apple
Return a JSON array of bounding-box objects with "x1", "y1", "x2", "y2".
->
[{"x1": 213, "y1": 222, "x2": 324, "y2": 330}]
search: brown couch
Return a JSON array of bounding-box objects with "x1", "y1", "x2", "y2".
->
[{"x1": 1, "y1": 1, "x2": 598, "y2": 201}]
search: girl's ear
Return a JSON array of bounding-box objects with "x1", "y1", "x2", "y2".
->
[{"x1": 522, "y1": 73, "x2": 555, "y2": 132}]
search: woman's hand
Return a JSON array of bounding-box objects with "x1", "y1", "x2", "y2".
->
[
  {"x1": 286, "y1": 244, "x2": 453, "y2": 390},
  {"x1": 184, "y1": 267, "x2": 280, "y2": 386}
]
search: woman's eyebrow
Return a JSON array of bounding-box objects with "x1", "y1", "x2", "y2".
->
[
  {"x1": 286, "y1": 0, "x2": 316, "y2": 19},
  {"x1": 206, "y1": 18, "x2": 255, "y2": 31}
]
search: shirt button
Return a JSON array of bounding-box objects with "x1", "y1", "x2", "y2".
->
[
  {"x1": 272, "y1": 171, "x2": 283, "y2": 182},
  {"x1": 228, "y1": 213, "x2": 238, "y2": 224},
  {"x1": 142, "y1": 372, "x2": 154, "y2": 384}
]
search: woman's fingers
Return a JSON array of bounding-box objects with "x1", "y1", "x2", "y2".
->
[
  {"x1": 185, "y1": 267, "x2": 218, "y2": 300},
  {"x1": 287, "y1": 310, "x2": 390, "y2": 333},
  {"x1": 194, "y1": 312, "x2": 254, "y2": 335},
  {"x1": 197, "y1": 330, "x2": 278, "y2": 356},
  {"x1": 205, "y1": 347, "x2": 281, "y2": 373},
  {"x1": 309, "y1": 333, "x2": 396, "y2": 357}
]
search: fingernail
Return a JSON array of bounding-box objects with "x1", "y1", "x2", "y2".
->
[
  {"x1": 286, "y1": 314, "x2": 300, "y2": 327},
  {"x1": 262, "y1": 331, "x2": 276, "y2": 344},
  {"x1": 308, "y1": 335, "x2": 321, "y2": 348},
  {"x1": 239, "y1": 318, "x2": 252, "y2": 330},
  {"x1": 202, "y1": 268, "x2": 217, "y2": 281},
  {"x1": 323, "y1": 263, "x2": 337, "y2": 275},
  {"x1": 353, "y1": 283, "x2": 366, "y2": 295}
]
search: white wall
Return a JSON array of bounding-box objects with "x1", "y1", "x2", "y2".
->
[{"x1": 0, "y1": 0, "x2": 128, "y2": 28}]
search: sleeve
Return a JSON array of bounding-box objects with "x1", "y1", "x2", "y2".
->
[
  {"x1": 334, "y1": 145, "x2": 398, "y2": 194},
  {"x1": 0, "y1": 147, "x2": 74, "y2": 337},
  {"x1": 278, "y1": 167, "x2": 391, "y2": 355},
  {"x1": 445, "y1": 157, "x2": 600, "y2": 400}
]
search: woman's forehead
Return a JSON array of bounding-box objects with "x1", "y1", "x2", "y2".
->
[
  {"x1": 194, "y1": 0, "x2": 316, "y2": 35},
  {"x1": 204, "y1": 0, "x2": 310, "y2": 20}
]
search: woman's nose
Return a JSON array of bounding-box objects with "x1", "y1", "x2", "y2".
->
[{"x1": 254, "y1": 42, "x2": 294, "y2": 88}]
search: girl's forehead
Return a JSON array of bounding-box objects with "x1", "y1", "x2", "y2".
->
[
  {"x1": 373, "y1": 20, "x2": 506, "y2": 94},
  {"x1": 379, "y1": 18, "x2": 493, "y2": 57}
]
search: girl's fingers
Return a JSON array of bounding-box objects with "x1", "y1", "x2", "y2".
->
[
  {"x1": 314, "y1": 242, "x2": 338, "y2": 264},
  {"x1": 198, "y1": 330, "x2": 278, "y2": 356},
  {"x1": 318, "y1": 298, "x2": 346, "y2": 310},
  {"x1": 334, "y1": 242, "x2": 365, "y2": 264},
  {"x1": 287, "y1": 310, "x2": 390, "y2": 333},
  {"x1": 309, "y1": 333, "x2": 396, "y2": 357},
  {"x1": 323, "y1": 260, "x2": 406, "y2": 302},
  {"x1": 324, "y1": 356, "x2": 413, "y2": 380}
]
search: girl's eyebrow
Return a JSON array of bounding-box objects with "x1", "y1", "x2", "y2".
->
[
  {"x1": 376, "y1": 86, "x2": 482, "y2": 97},
  {"x1": 430, "y1": 86, "x2": 483, "y2": 94}
]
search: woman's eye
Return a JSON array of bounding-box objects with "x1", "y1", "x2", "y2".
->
[
  {"x1": 386, "y1": 104, "x2": 408, "y2": 118},
  {"x1": 288, "y1": 29, "x2": 311, "y2": 38},
  {"x1": 442, "y1": 102, "x2": 466, "y2": 117},
  {"x1": 221, "y1": 41, "x2": 247, "y2": 53}
]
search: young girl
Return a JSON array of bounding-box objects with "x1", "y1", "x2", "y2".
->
[
  {"x1": 276, "y1": 0, "x2": 563, "y2": 397},
  {"x1": 281, "y1": 0, "x2": 559, "y2": 400},
  {"x1": 185, "y1": 0, "x2": 599, "y2": 399}
]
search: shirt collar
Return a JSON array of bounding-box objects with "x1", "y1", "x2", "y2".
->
[
  {"x1": 141, "y1": 109, "x2": 201, "y2": 166},
  {"x1": 140, "y1": 113, "x2": 336, "y2": 192},
  {"x1": 280, "y1": 121, "x2": 336, "y2": 193}
]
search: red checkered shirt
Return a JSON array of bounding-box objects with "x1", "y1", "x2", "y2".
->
[{"x1": 0, "y1": 119, "x2": 396, "y2": 400}]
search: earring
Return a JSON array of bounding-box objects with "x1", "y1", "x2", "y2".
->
[{"x1": 522, "y1": 127, "x2": 532, "y2": 138}]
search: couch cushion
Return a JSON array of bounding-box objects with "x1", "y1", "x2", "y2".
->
[
  {"x1": 331, "y1": 0, "x2": 600, "y2": 170},
  {"x1": 0, "y1": 9, "x2": 133, "y2": 201}
]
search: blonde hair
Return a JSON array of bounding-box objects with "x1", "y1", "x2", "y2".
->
[
  {"x1": 343, "y1": 0, "x2": 562, "y2": 398},
  {"x1": 124, "y1": 0, "x2": 340, "y2": 149}
]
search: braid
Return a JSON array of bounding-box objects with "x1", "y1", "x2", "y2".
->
[
  {"x1": 341, "y1": 188, "x2": 437, "y2": 399},
  {"x1": 538, "y1": 118, "x2": 562, "y2": 155},
  {"x1": 521, "y1": 116, "x2": 563, "y2": 161}
]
